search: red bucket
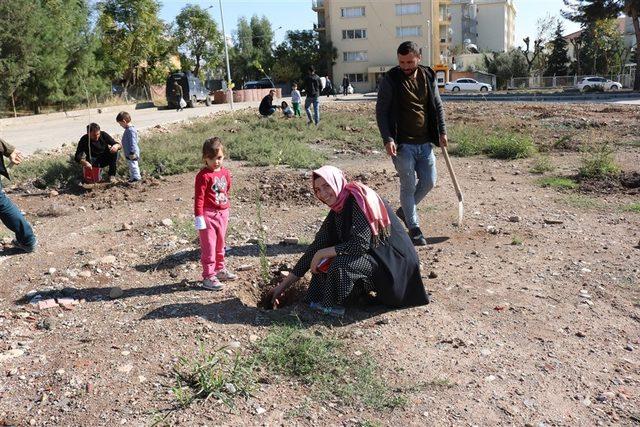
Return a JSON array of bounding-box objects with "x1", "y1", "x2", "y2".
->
[{"x1": 83, "y1": 166, "x2": 103, "y2": 183}]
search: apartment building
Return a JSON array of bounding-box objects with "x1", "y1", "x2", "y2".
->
[
  {"x1": 312, "y1": 0, "x2": 452, "y2": 92},
  {"x1": 448, "y1": 0, "x2": 516, "y2": 53},
  {"x1": 311, "y1": 0, "x2": 515, "y2": 92}
]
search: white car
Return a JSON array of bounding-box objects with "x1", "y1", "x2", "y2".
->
[
  {"x1": 576, "y1": 76, "x2": 622, "y2": 92},
  {"x1": 445, "y1": 78, "x2": 492, "y2": 92}
]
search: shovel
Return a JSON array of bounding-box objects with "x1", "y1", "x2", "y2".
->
[{"x1": 440, "y1": 145, "x2": 464, "y2": 226}]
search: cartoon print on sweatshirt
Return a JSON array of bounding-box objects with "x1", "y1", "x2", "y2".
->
[{"x1": 212, "y1": 175, "x2": 228, "y2": 204}]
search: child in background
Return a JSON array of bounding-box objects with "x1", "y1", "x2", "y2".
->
[
  {"x1": 290, "y1": 83, "x2": 302, "y2": 117},
  {"x1": 281, "y1": 101, "x2": 294, "y2": 118},
  {"x1": 194, "y1": 137, "x2": 237, "y2": 290},
  {"x1": 116, "y1": 111, "x2": 141, "y2": 182}
]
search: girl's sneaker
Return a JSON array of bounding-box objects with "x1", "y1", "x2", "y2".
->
[
  {"x1": 216, "y1": 269, "x2": 237, "y2": 281},
  {"x1": 202, "y1": 276, "x2": 223, "y2": 291},
  {"x1": 309, "y1": 302, "x2": 345, "y2": 318}
]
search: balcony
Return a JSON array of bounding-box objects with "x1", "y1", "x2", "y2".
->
[
  {"x1": 314, "y1": 22, "x2": 326, "y2": 32},
  {"x1": 439, "y1": 13, "x2": 452, "y2": 23},
  {"x1": 312, "y1": 0, "x2": 324, "y2": 11}
]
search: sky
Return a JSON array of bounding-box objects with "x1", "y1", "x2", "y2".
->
[{"x1": 158, "y1": 0, "x2": 581, "y2": 47}]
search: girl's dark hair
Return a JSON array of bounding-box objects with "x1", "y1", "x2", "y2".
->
[
  {"x1": 203, "y1": 137, "x2": 223, "y2": 159},
  {"x1": 281, "y1": 100, "x2": 288, "y2": 107}
]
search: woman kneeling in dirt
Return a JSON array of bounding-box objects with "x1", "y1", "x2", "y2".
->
[{"x1": 270, "y1": 165, "x2": 429, "y2": 316}]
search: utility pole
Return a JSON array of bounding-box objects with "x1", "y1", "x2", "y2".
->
[{"x1": 219, "y1": 0, "x2": 234, "y2": 110}]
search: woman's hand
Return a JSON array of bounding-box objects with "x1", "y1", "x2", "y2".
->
[
  {"x1": 270, "y1": 273, "x2": 298, "y2": 308},
  {"x1": 310, "y1": 247, "x2": 337, "y2": 274}
]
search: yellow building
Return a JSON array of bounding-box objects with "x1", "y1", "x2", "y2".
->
[
  {"x1": 311, "y1": 0, "x2": 515, "y2": 92},
  {"x1": 313, "y1": 0, "x2": 449, "y2": 92}
]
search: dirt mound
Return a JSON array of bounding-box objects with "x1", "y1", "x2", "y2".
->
[
  {"x1": 237, "y1": 272, "x2": 307, "y2": 310},
  {"x1": 236, "y1": 170, "x2": 316, "y2": 206},
  {"x1": 580, "y1": 171, "x2": 640, "y2": 194}
]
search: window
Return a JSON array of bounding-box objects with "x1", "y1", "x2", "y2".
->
[
  {"x1": 341, "y1": 6, "x2": 365, "y2": 18},
  {"x1": 396, "y1": 26, "x2": 422, "y2": 37},
  {"x1": 342, "y1": 29, "x2": 367, "y2": 39},
  {"x1": 396, "y1": 3, "x2": 421, "y2": 15},
  {"x1": 343, "y1": 51, "x2": 368, "y2": 62},
  {"x1": 346, "y1": 73, "x2": 368, "y2": 83}
]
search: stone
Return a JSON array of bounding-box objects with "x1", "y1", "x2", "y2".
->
[
  {"x1": 543, "y1": 218, "x2": 564, "y2": 225},
  {"x1": 225, "y1": 383, "x2": 237, "y2": 394},
  {"x1": 229, "y1": 341, "x2": 241, "y2": 349},
  {"x1": 283, "y1": 237, "x2": 299, "y2": 245},
  {"x1": 625, "y1": 344, "x2": 634, "y2": 352},
  {"x1": 509, "y1": 216, "x2": 521, "y2": 223},
  {"x1": 486, "y1": 225, "x2": 499, "y2": 235},
  {"x1": 37, "y1": 318, "x2": 54, "y2": 331},
  {"x1": 117, "y1": 363, "x2": 133, "y2": 374},
  {"x1": 428, "y1": 271, "x2": 438, "y2": 279},
  {"x1": 32, "y1": 298, "x2": 59, "y2": 311},
  {"x1": 121, "y1": 223, "x2": 132, "y2": 231},
  {"x1": 109, "y1": 287, "x2": 123, "y2": 299},
  {"x1": 49, "y1": 190, "x2": 59, "y2": 197},
  {"x1": 47, "y1": 267, "x2": 57, "y2": 275},
  {"x1": 100, "y1": 255, "x2": 117, "y2": 264},
  {"x1": 78, "y1": 270, "x2": 91, "y2": 278},
  {"x1": 236, "y1": 264, "x2": 253, "y2": 272},
  {"x1": 249, "y1": 334, "x2": 259, "y2": 343},
  {"x1": 0, "y1": 348, "x2": 25, "y2": 362},
  {"x1": 484, "y1": 375, "x2": 497, "y2": 382},
  {"x1": 161, "y1": 218, "x2": 174, "y2": 227},
  {"x1": 255, "y1": 405, "x2": 266, "y2": 415}
]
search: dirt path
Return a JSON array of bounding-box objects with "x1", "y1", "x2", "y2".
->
[{"x1": 0, "y1": 103, "x2": 638, "y2": 426}]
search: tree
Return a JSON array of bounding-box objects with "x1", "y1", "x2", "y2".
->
[
  {"x1": 482, "y1": 49, "x2": 529, "y2": 89},
  {"x1": 563, "y1": 0, "x2": 640, "y2": 90},
  {"x1": 18, "y1": 0, "x2": 105, "y2": 114},
  {"x1": 576, "y1": 19, "x2": 627, "y2": 75},
  {"x1": 229, "y1": 15, "x2": 276, "y2": 84},
  {"x1": 0, "y1": 0, "x2": 38, "y2": 114},
  {"x1": 545, "y1": 22, "x2": 571, "y2": 75},
  {"x1": 522, "y1": 14, "x2": 557, "y2": 75},
  {"x1": 173, "y1": 5, "x2": 223, "y2": 77},
  {"x1": 96, "y1": 0, "x2": 169, "y2": 88},
  {"x1": 271, "y1": 30, "x2": 337, "y2": 83}
]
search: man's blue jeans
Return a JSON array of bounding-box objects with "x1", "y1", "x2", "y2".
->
[
  {"x1": 391, "y1": 143, "x2": 437, "y2": 230},
  {"x1": 304, "y1": 96, "x2": 320, "y2": 125},
  {"x1": 0, "y1": 180, "x2": 36, "y2": 248}
]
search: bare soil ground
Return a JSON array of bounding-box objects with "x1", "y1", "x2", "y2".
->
[{"x1": 0, "y1": 102, "x2": 639, "y2": 426}]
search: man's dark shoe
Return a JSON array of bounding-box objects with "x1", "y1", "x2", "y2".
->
[
  {"x1": 395, "y1": 207, "x2": 407, "y2": 228},
  {"x1": 409, "y1": 227, "x2": 427, "y2": 246},
  {"x1": 12, "y1": 239, "x2": 36, "y2": 253}
]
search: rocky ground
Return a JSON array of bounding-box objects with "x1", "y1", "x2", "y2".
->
[{"x1": 0, "y1": 101, "x2": 639, "y2": 426}]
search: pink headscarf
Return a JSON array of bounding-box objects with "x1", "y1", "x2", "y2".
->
[{"x1": 312, "y1": 166, "x2": 390, "y2": 237}]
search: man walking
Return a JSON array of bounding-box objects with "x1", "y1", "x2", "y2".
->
[
  {"x1": 376, "y1": 41, "x2": 448, "y2": 246},
  {"x1": 304, "y1": 66, "x2": 322, "y2": 126},
  {"x1": 342, "y1": 75, "x2": 350, "y2": 96}
]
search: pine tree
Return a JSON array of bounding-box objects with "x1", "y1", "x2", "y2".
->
[{"x1": 545, "y1": 23, "x2": 571, "y2": 76}]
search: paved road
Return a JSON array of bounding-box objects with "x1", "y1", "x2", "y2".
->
[{"x1": 0, "y1": 100, "x2": 261, "y2": 155}]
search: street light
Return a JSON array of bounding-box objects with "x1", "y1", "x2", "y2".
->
[
  {"x1": 205, "y1": 2, "x2": 233, "y2": 110},
  {"x1": 426, "y1": 20, "x2": 431, "y2": 66}
]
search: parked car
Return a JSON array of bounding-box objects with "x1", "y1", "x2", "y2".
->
[
  {"x1": 243, "y1": 78, "x2": 275, "y2": 89},
  {"x1": 166, "y1": 72, "x2": 211, "y2": 108},
  {"x1": 575, "y1": 76, "x2": 622, "y2": 92},
  {"x1": 445, "y1": 78, "x2": 492, "y2": 92}
]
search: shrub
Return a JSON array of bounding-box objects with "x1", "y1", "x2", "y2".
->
[
  {"x1": 529, "y1": 155, "x2": 555, "y2": 174},
  {"x1": 579, "y1": 145, "x2": 619, "y2": 179},
  {"x1": 484, "y1": 132, "x2": 536, "y2": 159}
]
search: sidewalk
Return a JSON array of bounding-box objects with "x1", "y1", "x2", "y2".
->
[{"x1": 0, "y1": 100, "x2": 262, "y2": 155}]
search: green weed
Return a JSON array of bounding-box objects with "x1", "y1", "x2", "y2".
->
[
  {"x1": 559, "y1": 194, "x2": 603, "y2": 210},
  {"x1": 511, "y1": 236, "x2": 523, "y2": 245},
  {"x1": 484, "y1": 132, "x2": 536, "y2": 159},
  {"x1": 171, "y1": 342, "x2": 255, "y2": 408},
  {"x1": 578, "y1": 145, "x2": 619, "y2": 179},
  {"x1": 256, "y1": 324, "x2": 406, "y2": 410},
  {"x1": 172, "y1": 217, "x2": 197, "y2": 241},
  {"x1": 448, "y1": 126, "x2": 485, "y2": 157},
  {"x1": 529, "y1": 155, "x2": 555, "y2": 174},
  {"x1": 537, "y1": 177, "x2": 578, "y2": 190},
  {"x1": 622, "y1": 202, "x2": 640, "y2": 213}
]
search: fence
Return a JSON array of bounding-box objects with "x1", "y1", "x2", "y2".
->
[{"x1": 509, "y1": 73, "x2": 634, "y2": 90}]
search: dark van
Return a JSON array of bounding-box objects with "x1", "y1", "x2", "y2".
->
[{"x1": 166, "y1": 72, "x2": 212, "y2": 108}]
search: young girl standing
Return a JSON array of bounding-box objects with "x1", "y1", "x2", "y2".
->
[{"x1": 194, "y1": 137, "x2": 237, "y2": 290}]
